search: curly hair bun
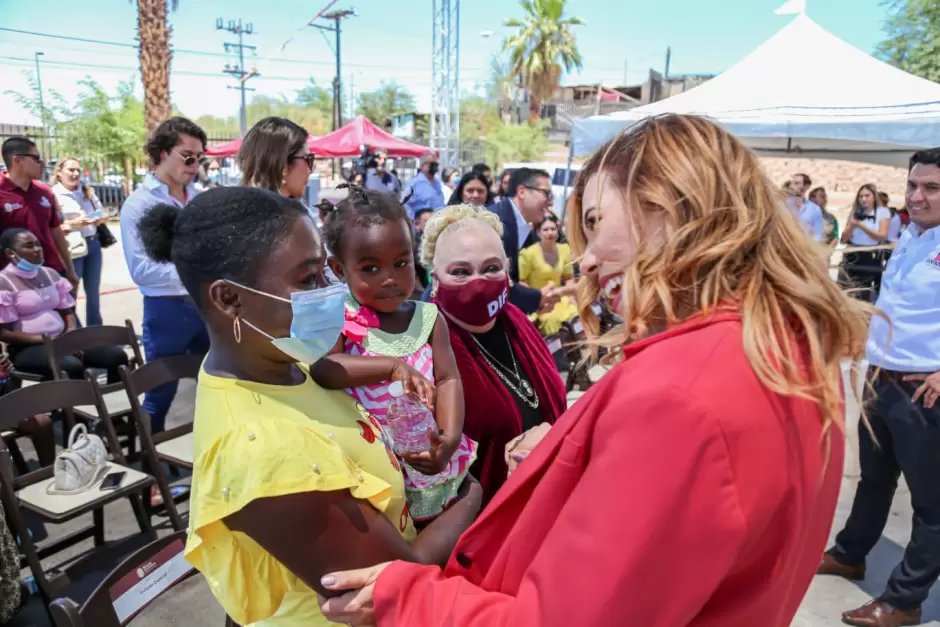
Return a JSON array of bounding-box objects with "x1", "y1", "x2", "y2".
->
[{"x1": 137, "y1": 203, "x2": 180, "y2": 263}]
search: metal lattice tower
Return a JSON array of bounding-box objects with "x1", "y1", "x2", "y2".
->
[{"x1": 431, "y1": 0, "x2": 460, "y2": 168}]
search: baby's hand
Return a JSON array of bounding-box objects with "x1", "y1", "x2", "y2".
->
[
  {"x1": 389, "y1": 361, "x2": 435, "y2": 408},
  {"x1": 403, "y1": 429, "x2": 458, "y2": 475}
]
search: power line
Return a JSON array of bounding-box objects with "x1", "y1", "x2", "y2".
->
[
  {"x1": 0, "y1": 55, "x2": 449, "y2": 87},
  {"x1": 0, "y1": 26, "x2": 489, "y2": 72}
]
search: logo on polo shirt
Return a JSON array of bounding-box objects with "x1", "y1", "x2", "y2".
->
[
  {"x1": 927, "y1": 252, "x2": 940, "y2": 269},
  {"x1": 3, "y1": 202, "x2": 23, "y2": 213},
  {"x1": 39, "y1": 196, "x2": 51, "y2": 208}
]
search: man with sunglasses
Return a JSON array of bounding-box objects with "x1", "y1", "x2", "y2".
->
[
  {"x1": 488, "y1": 167, "x2": 560, "y2": 315},
  {"x1": 120, "y1": 117, "x2": 210, "y2": 439},
  {"x1": 0, "y1": 137, "x2": 80, "y2": 288}
]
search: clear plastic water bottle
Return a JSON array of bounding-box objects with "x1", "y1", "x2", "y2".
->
[{"x1": 384, "y1": 380, "x2": 437, "y2": 456}]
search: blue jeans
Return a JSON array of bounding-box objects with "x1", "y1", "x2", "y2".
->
[
  {"x1": 141, "y1": 296, "x2": 210, "y2": 433},
  {"x1": 72, "y1": 236, "x2": 103, "y2": 325}
]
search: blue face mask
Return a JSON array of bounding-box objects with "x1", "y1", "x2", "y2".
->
[
  {"x1": 207, "y1": 170, "x2": 222, "y2": 183},
  {"x1": 231, "y1": 281, "x2": 348, "y2": 364},
  {"x1": 13, "y1": 255, "x2": 42, "y2": 273}
]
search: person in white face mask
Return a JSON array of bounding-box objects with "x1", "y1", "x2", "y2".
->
[{"x1": 135, "y1": 185, "x2": 481, "y2": 627}]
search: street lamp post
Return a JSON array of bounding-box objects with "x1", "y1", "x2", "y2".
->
[{"x1": 34, "y1": 51, "x2": 48, "y2": 159}]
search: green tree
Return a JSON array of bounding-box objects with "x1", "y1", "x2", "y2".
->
[
  {"x1": 357, "y1": 82, "x2": 416, "y2": 128},
  {"x1": 460, "y1": 96, "x2": 502, "y2": 141},
  {"x1": 295, "y1": 79, "x2": 334, "y2": 115},
  {"x1": 483, "y1": 122, "x2": 550, "y2": 167},
  {"x1": 876, "y1": 0, "x2": 940, "y2": 82},
  {"x1": 503, "y1": 0, "x2": 584, "y2": 121},
  {"x1": 486, "y1": 54, "x2": 519, "y2": 124}
]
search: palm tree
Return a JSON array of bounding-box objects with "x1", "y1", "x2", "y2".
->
[
  {"x1": 503, "y1": 0, "x2": 584, "y2": 122},
  {"x1": 133, "y1": 0, "x2": 177, "y2": 133}
]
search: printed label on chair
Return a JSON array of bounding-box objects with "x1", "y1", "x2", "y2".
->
[
  {"x1": 547, "y1": 338, "x2": 563, "y2": 354},
  {"x1": 591, "y1": 304, "x2": 602, "y2": 316},
  {"x1": 572, "y1": 321, "x2": 583, "y2": 334},
  {"x1": 109, "y1": 539, "x2": 193, "y2": 624}
]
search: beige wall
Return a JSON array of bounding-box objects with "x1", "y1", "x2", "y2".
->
[{"x1": 760, "y1": 156, "x2": 908, "y2": 198}]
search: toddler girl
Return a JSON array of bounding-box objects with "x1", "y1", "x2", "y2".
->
[{"x1": 310, "y1": 185, "x2": 476, "y2": 522}]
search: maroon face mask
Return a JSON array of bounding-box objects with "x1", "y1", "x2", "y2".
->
[{"x1": 435, "y1": 277, "x2": 509, "y2": 326}]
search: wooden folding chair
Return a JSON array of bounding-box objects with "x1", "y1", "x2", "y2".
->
[
  {"x1": 0, "y1": 379, "x2": 156, "y2": 605},
  {"x1": 118, "y1": 355, "x2": 202, "y2": 532},
  {"x1": 49, "y1": 531, "x2": 241, "y2": 627},
  {"x1": 42, "y1": 321, "x2": 145, "y2": 458}
]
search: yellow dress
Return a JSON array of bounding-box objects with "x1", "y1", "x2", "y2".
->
[
  {"x1": 518, "y1": 242, "x2": 579, "y2": 335},
  {"x1": 184, "y1": 366, "x2": 416, "y2": 627}
]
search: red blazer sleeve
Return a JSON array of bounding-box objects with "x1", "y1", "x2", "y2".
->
[{"x1": 374, "y1": 387, "x2": 748, "y2": 627}]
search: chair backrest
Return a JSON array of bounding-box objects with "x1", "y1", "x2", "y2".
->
[
  {"x1": 46, "y1": 320, "x2": 144, "y2": 381},
  {"x1": 48, "y1": 531, "x2": 197, "y2": 627},
  {"x1": 119, "y1": 354, "x2": 203, "y2": 399},
  {"x1": 0, "y1": 379, "x2": 99, "y2": 435}
]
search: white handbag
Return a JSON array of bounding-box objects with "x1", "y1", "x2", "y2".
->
[
  {"x1": 66, "y1": 230, "x2": 88, "y2": 259},
  {"x1": 47, "y1": 424, "x2": 109, "y2": 495}
]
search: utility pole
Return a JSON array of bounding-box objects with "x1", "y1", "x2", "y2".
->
[
  {"x1": 217, "y1": 18, "x2": 259, "y2": 137},
  {"x1": 313, "y1": 10, "x2": 355, "y2": 132},
  {"x1": 349, "y1": 74, "x2": 355, "y2": 120},
  {"x1": 664, "y1": 46, "x2": 672, "y2": 80},
  {"x1": 34, "y1": 52, "x2": 48, "y2": 159}
]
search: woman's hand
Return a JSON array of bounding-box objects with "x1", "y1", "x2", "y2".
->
[
  {"x1": 389, "y1": 361, "x2": 435, "y2": 408},
  {"x1": 402, "y1": 429, "x2": 457, "y2": 475},
  {"x1": 505, "y1": 422, "x2": 552, "y2": 475},
  {"x1": 318, "y1": 562, "x2": 392, "y2": 626},
  {"x1": 905, "y1": 371, "x2": 940, "y2": 409}
]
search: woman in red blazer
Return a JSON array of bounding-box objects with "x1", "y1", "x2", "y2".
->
[{"x1": 318, "y1": 114, "x2": 877, "y2": 626}]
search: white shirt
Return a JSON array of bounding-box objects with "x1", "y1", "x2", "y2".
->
[
  {"x1": 120, "y1": 173, "x2": 198, "y2": 297},
  {"x1": 848, "y1": 206, "x2": 892, "y2": 246},
  {"x1": 53, "y1": 183, "x2": 100, "y2": 238},
  {"x1": 866, "y1": 223, "x2": 940, "y2": 372},
  {"x1": 886, "y1": 211, "x2": 903, "y2": 243},
  {"x1": 508, "y1": 199, "x2": 532, "y2": 251}
]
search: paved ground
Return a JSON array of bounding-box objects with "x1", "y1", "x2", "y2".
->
[{"x1": 8, "y1": 219, "x2": 940, "y2": 626}]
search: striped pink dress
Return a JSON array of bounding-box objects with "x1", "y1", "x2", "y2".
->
[{"x1": 343, "y1": 298, "x2": 477, "y2": 522}]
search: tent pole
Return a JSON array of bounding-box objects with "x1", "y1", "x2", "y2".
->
[{"x1": 561, "y1": 140, "x2": 575, "y2": 220}]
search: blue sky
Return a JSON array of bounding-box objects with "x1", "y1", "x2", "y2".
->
[{"x1": 0, "y1": 0, "x2": 890, "y2": 128}]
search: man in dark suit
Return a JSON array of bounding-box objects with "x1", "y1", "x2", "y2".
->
[{"x1": 488, "y1": 167, "x2": 559, "y2": 315}]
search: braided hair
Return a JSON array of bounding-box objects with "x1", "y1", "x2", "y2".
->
[{"x1": 321, "y1": 183, "x2": 411, "y2": 260}]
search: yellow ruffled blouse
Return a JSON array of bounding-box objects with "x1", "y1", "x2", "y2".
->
[{"x1": 184, "y1": 366, "x2": 416, "y2": 627}]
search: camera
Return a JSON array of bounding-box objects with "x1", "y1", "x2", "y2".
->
[
  {"x1": 355, "y1": 144, "x2": 374, "y2": 177},
  {"x1": 853, "y1": 206, "x2": 869, "y2": 221}
]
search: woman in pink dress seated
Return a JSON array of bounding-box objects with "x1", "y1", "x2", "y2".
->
[{"x1": 0, "y1": 227, "x2": 127, "y2": 382}]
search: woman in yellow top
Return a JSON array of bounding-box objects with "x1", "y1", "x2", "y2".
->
[
  {"x1": 135, "y1": 186, "x2": 481, "y2": 627},
  {"x1": 518, "y1": 215, "x2": 579, "y2": 335}
]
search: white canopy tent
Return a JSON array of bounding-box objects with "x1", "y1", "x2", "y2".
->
[{"x1": 569, "y1": 13, "x2": 940, "y2": 167}]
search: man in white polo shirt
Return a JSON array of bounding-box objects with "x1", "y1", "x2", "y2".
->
[{"x1": 817, "y1": 148, "x2": 940, "y2": 627}]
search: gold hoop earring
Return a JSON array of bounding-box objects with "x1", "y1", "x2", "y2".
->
[{"x1": 233, "y1": 316, "x2": 242, "y2": 344}]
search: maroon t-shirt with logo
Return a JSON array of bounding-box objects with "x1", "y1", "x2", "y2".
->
[{"x1": 0, "y1": 174, "x2": 65, "y2": 273}]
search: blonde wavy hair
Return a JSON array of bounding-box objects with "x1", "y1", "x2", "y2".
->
[
  {"x1": 419, "y1": 204, "x2": 504, "y2": 268},
  {"x1": 49, "y1": 157, "x2": 94, "y2": 201},
  {"x1": 566, "y1": 114, "x2": 879, "y2": 436}
]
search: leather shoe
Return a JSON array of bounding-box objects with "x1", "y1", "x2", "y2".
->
[
  {"x1": 817, "y1": 552, "x2": 865, "y2": 581},
  {"x1": 842, "y1": 600, "x2": 922, "y2": 627}
]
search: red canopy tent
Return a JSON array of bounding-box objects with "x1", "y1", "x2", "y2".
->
[
  {"x1": 307, "y1": 116, "x2": 430, "y2": 158},
  {"x1": 205, "y1": 138, "x2": 244, "y2": 158}
]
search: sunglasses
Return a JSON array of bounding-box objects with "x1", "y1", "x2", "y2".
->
[
  {"x1": 291, "y1": 154, "x2": 316, "y2": 169},
  {"x1": 16, "y1": 153, "x2": 44, "y2": 164},
  {"x1": 174, "y1": 150, "x2": 203, "y2": 167}
]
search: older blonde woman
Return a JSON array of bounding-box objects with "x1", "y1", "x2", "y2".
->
[
  {"x1": 318, "y1": 114, "x2": 874, "y2": 627},
  {"x1": 418, "y1": 205, "x2": 566, "y2": 505}
]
